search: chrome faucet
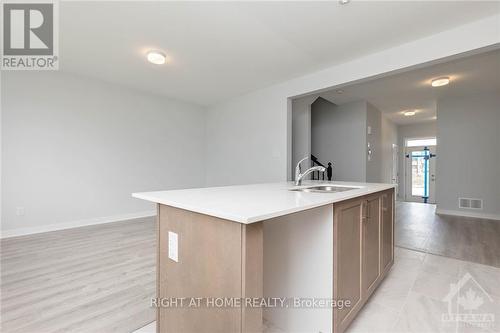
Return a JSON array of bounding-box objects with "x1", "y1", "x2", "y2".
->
[{"x1": 295, "y1": 156, "x2": 326, "y2": 186}]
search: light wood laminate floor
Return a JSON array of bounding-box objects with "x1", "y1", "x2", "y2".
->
[
  {"x1": 395, "y1": 201, "x2": 500, "y2": 268},
  {"x1": 0, "y1": 217, "x2": 156, "y2": 333}
]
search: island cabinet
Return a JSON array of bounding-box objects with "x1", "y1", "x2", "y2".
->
[
  {"x1": 156, "y1": 205, "x2": 263, "y2": 333},
  {"x1": 333, "y1": 189, "x2": 394, "y2": 333},
  {"x1": 154, "y1": 187, "x2": 394, "y2": 333}
]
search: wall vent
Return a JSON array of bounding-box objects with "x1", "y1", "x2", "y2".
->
[{"x1": 459, "y1": 198, "x2": 483, "y2": 210}]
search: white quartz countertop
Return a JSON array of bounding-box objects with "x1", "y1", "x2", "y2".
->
[{"x1": 132, "y1": 181, "x2": 396, "y2": 224}]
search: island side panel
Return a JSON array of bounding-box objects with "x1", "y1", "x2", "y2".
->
[
  {"x1": 263, "y1": 205, "x2": 334, "y2": 333},
  {"x1": 156, "y1": 204, "x2": 161, "y2": 333},
  {"x1": 157, "y1": 204, "x2": 263, "y2": 333},
  {"x1": 241, "y1": 223, "x2": 264, "y2": 333}
]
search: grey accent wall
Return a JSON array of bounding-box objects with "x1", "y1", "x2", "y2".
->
[
  {"x1": 397, "y1": 121, "x2": 437, "y2": 200},
  {"x1": 366, "y1": 103, "x2": 382, "y2": 183},
  {"x1": 309, "y1": 99, "x2": 390, "y2": 184},
  {"x1": 436, "y1": 92, "x2": 500, "y2": 217},
  {"x1": 311, "y1": 99, "x2": 367, "y2": 182}
]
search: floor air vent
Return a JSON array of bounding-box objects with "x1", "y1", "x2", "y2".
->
[{"x1": 459, "y1": 198, "x2": 483, "y2": 210}]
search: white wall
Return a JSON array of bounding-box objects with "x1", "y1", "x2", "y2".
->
[
  {"x1": 204, "y1": 15, "x2": 499, "y2": 186},
  {"x1": 311, "y1": 99, "x2": 367, "y2": 182},
  {"x1": 205, "y1": 88, "x2": 286, "y2": 186},
  {"x1": 397, "y1": 121, "x2": 437, "y2": 200},
  {"x1": 1, "y1": 71, "x2": 206, "y2": 237},
  {"x1": 436, "y1": 92, "x2": 500, "y2": 218}
]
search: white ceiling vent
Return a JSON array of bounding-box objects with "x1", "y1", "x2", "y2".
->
[{"x1": 459, "y1": 198, "x2": 483, "y2": 210}]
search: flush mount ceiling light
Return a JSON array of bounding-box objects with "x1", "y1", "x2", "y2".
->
[
  {"x1": 431, "y1": 77, "x2": 450, "y2": 87},
  {"x1": 146, "y1": 50, "x2": 166, "y2": 65},
  {"x1": 336, "y1": 89, "x2": 344, "y2": 94},
  {"x1": 339, "y1": 0, "x2": 350, "y2": 4},
  {"x1": 404, "y1": 111, "x2": 416, "y2": 117}
]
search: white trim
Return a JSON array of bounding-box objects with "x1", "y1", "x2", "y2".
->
[
  {"x1": 436, "y1": 208, "x2": 500, "y2": 221},
  {"x1": 0, "y1": 210, "x2": 156, "y2": 239}
]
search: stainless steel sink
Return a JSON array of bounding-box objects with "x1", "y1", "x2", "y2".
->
[{"x1": 290, "y1": 185, "x2": 360, "y2": 193}]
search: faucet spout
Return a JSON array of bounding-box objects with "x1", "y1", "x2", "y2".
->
[{"x1": 294, "y1": 156, "x2": 326, "y2": 186}]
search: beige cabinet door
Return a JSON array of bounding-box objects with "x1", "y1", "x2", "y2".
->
[
  {"x1": 333, "y1": 198, "x2": 363, "y2": 333},
  {"x1": 381, "y1": 191, "x2": 394, "y2": 272},
  {"x1": 361, "y1": 195, "x2": 381, "y2": 298}
]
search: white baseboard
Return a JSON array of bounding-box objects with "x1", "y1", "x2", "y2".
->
[
  {"x1": 435, "y1": 208, "x2": 500, "y2": 221},
  {"x1": 0, "y1": 210, "x2": 157, "y2": 239}
]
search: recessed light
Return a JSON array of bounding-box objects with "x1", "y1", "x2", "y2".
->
[
  {"x1": 339, "y1": 0, "x2": 350, "y2": 4},
  {"x1": 404, "y1": 111, "x2": 416, "y2": 117},
  {"x1": 431, "y1": 77, "x2": 450, "y2": 87},
  {"x1": 146, "y1": 50, "x2": 166, "y2": 65},
  {"x1": 336, "y1": 89, "x2": 344, "y2": 94}
]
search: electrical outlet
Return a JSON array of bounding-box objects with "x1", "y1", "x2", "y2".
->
[
  {"x1": 168, "y1": 231, "x2": 178, "y2": 262},
  {"x1": 16, "y1": 207, "x2": 25, "y2": 216}
]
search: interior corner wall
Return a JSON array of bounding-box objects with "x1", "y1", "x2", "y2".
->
[
  {"x1": 1, "y1": 71, "x2": 207, "y2": 237},
  {"x1": 381, "y1": 114, "x2": 398, "y2": 185},
  {"x1": 397, "y1": 121, "x2": 437, "y2": 200},
  {"x1": 204, "y1": 15, "x2": 499, "y2": 187},
  {"x1": 291, "y1": 95, "x2": 318, "y2": 180},
  {"x1": 311, "y1": 99, "x2": 367, "y2": 182},
  {"x1": 436, "y1": 92, "x2": 500, "y2": 218}
]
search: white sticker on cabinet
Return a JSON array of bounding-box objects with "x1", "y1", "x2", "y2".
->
[{"x1": 168, "y1": 231, "x2": 178, "y2": 262}]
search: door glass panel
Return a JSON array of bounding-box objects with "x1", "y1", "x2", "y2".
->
[{"x1": 411, "y1": 151, "x2": 429, "y2": 197}]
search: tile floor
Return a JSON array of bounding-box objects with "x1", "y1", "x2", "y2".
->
[
  {"x1": 347, "y1": 247, "x2": 500, "y2": 333},
  {"x1": 135, "y1": 247, "x2": 500, "y2": 333}
]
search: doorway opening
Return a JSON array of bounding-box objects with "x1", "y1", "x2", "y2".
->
[{"x1": 404, "y1": 137, "x2": 437, "y2": 204}]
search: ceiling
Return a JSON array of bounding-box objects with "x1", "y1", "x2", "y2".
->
[
  {"x1": 317, "y1": 49, "x2": 500, "y2": 125},
  {"x1": 59, "y1": 1, "x2": 500, "y2": 106}
]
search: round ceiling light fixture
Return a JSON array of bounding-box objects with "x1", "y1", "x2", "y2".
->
[
  {"x1": 336, "y1": 89, "x2": 344, "y2": 94},
  {"x1": 339, "y1": 0, "x2": 350, "y2": 4},
  {"x1": 404, "y1": 110, "x2": 416, "y2": 117},
  {"x1": 146, "y1": 50, "x2": 166, "y2": 65},
  {"x1": 431, "y1": 77, "x2": 450, "y2": 87}
]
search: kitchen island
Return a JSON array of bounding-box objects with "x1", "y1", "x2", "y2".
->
[{"x1": 133, "y1": 181, "x2": 395, "y2": 333}]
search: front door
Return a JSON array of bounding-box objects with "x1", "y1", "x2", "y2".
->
[{"x1": 405, "y1": 146, "x2": 436, "y2": 203}]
